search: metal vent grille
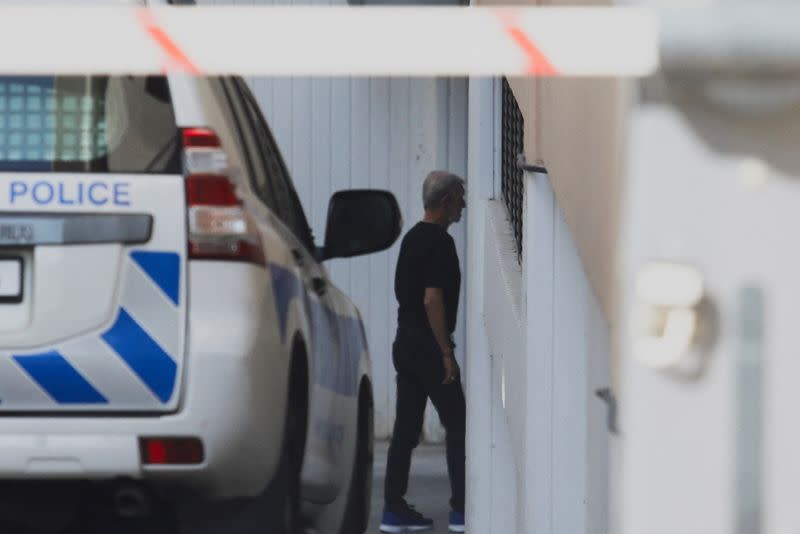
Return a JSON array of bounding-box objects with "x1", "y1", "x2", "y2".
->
[{"x1": 501, "y1": 78, "x2": 524, "y2": 263}]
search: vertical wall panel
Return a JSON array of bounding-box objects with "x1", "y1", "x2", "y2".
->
[
  {"x1": 328, "y1": 76, "x2": 352, "y2": 299},
  {"x1": 512, "y1": 170, "x2": 611, "y2": 534},
  {"x1": 385, "y1": 78, "x2": 411, "y2": 434},
  {"x1": 348, "y1": 78, "x2": 373, "y2": 387},
  {"x1": 271, "y1": 76, "x2": 294, "y2": 172},
  {"x1": 447, "y1": 78, "x2": 469, "y2": 372},
  {"x1": 310, "y1": 76, "x2": 331, "y2": 240},
  {"x1": 291, "y1": 77, "x2": 312, "y2": 205},
  {"x1": 553, "y1": 204, "x2": 589, "y2": 534},
  {"x1": 525, "y1": 170, "x2": 556, "y2": 534},
  {"x1": 586, "y1": 300, "x2": 611, "y2": 534},
  {"x1": 367, "y1": 79, "x2": 392, "y2": 438}
]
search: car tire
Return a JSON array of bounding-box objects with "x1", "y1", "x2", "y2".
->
[
  {"x1": 269, "y1": 355, "x2": 307, "y2": 534},
  {"x1": 274, "y1": 405, "x2": 303, "y2": 534},
  {"x1": 337, "y1": 387, "x2": 374, "y2": 534}
]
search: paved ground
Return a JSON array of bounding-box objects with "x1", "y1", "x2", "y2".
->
[
  {"x1": 2, "y1": 441, "x2": 450, "y2": 534},
  {"x1": 368, "y1": 441, "x2": 452, "y2": 534}
]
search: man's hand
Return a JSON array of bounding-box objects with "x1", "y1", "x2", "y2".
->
[
  {"x1": 424, "y1": 287, "x2": 459, "y2": 384},
  {"x1": 442, "y1": 352, "x2": 460, "y2": 384}
]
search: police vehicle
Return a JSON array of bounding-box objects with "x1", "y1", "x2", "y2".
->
[{"x1": 0, "y1": 70, "x2": 400, "y2": 532}]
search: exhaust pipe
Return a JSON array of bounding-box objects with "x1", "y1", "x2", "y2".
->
[{"x1": 113, "y1": 483, "x2": 152, "y2": 519}]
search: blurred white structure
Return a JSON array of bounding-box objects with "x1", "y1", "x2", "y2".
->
[
  {"x1": 619, "y1": 54, "x2": 800, "y2": 534},
  {"x1": 467, "y1": 1, "x2": 800, "y2": 534}
]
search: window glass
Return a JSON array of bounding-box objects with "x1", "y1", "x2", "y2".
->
[
  {"x1": 0, "y1": 76, "x2": 180, "y2": 173},
  {"x1": 233, "y1": 79, "x2": 313, "y2": 248},
  {"x1": 219, "y1": 78, "x2": 279, "y2": 214}
]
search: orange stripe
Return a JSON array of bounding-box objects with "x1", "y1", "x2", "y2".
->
[
  {"x1": 495, "y1": 10, "x2": 558, "y2": 76},
  {"x1": 138, "y1": 9, "x2": 201, "y2": 75}
]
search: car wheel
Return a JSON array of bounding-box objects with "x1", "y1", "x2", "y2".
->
[
  {"x1": 280, "y1": 406, "x2": 303, "y2": 534},
  {"x1": 262, "y1": 406, "x2": 303, "y2": 534},
  {"x1": 338, "y1": 389, "x2": 374, "y2": 534},
  {"x1": 271, "y1": 358, "x2": 306, "y2": 534}
]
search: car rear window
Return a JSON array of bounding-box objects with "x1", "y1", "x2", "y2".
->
[{"x1": 0, "y1": 76, "x2": 180, "y2": 174}]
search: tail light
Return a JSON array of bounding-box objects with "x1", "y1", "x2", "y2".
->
[
  {"x1": 183, "y1": 128, "x2": 265, "y2": 265},
  {"x1": 140, "y1": 437, "x2": 204, "y2": 465}
]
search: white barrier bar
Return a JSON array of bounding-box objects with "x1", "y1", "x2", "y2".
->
[{"x1": 0, "y1": 6, "x2": 658, "y2": 77}]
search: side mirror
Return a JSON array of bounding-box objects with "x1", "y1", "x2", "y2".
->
[{"x1": 322, "y1": 190, "x2": 402, "y2": 260}]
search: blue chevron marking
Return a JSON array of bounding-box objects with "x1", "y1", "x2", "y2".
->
[
  {"x1": 130, "y1": 251, "x2": 181, "y2": 306},
  {"x1": 13, "y1": 351, "x2": 107, "y2": 404}
]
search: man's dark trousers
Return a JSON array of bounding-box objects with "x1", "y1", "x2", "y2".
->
[{"x1": 384, "y1": 324, "x2": 466, "y2": 514}]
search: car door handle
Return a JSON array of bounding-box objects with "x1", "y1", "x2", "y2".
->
[
  {"x1": 312, "y1": 277, "x2": 327, "y2": 296},
  {"x1": 291, "y1": 248, "x2": 305, "y2": 267}
]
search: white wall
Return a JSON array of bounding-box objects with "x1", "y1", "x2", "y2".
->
[
  {"x1": 467, "y1": 78, "x2": 611, "y2": 534},
  {"x1": 465, "y1": 76, "x2": 497, "y2": 534},
  {"x1": 523, "y1": 172, "x2": 611, "y2": 534},
  {"x1": 199, "y1": 0, "x2": 468, "y2": 442},
  {"x1": 552, "y1": 197, "x2": 611, "y2": 534}
]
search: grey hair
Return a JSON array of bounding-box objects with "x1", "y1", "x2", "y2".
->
[{"x1": 422, "y1": 171, "x2": 465, "y2": 210}]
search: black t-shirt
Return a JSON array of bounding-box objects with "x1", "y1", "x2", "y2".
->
[{"x1": 395, "y1": 222, "x2": 461, "y2": 335}]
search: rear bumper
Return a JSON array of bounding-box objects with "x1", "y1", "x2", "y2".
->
[{"x1": 0, "y1": 263, "x2": 290, "y2": 500}]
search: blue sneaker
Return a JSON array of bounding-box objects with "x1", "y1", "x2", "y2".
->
[
  {"x1": 380, "y1": 503, "x2": 434, "y2": 532},
  {"x1": 449, "y1": 510, "x2": 465, "y2": 532}
]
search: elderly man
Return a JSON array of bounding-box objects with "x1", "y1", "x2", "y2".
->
[{"x1": 380, "y1": 171, "x2": 467, "y2": 533}]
